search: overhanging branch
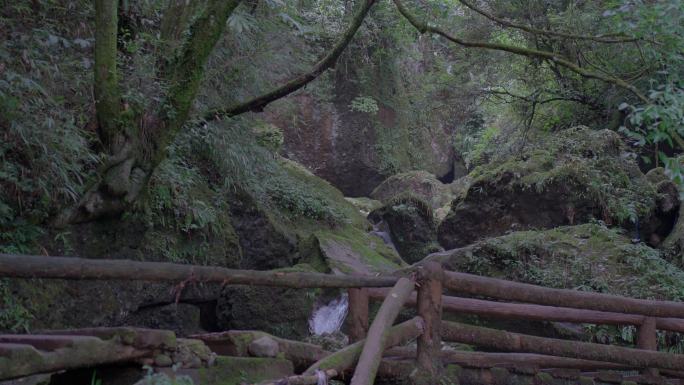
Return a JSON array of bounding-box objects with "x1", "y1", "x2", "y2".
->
[
  {"x1": 202, "y1": 0, "x2": 376, "y2": 121},
  {"x1": 392, "y1": 0, "x2": 649, "y2": 105},
  {"x1": 458, "y1": 0, "x2": 640, "y2": 44}
]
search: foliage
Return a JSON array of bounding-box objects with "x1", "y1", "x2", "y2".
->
[
  {"x1": 608, "y1": 0, "x2": 684, "y2": 185},
  {"x1": 349, "y1": 95, "x2": 379, "y2": 114},
  {"x1": 0, "y1": 1, "x2": 100, "y2": 254},
  {"x1": 0, "y1": 280, "x2": 32, "y2": 332}
]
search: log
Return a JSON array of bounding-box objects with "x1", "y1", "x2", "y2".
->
[
  {"x1": 0, "y1": 254, "x2": 397, "y2": 288},
  {"x1": 441, "y1": 321, "x2": 684, "y2": 371},
  {"x1": 348, "y1": 288, "x2": 369, "y2": 342},
  {"x1": 416, "y1": 262, "x2": 443, "y2": 378},
  {"x1": 441, "y1": 271, "x2": 684, "y2": 318},
  {"x1": 384, "y1": 348, "x2": 632, "y2": 370},
  {"x1": 0, "y1": 339, "x2": 151, "y2": 380},
  {"x1": 367, "y1": 289, "x2": 684, "y2": 333},
  {"x1": 257, "y1": 369, "x2": 338, "y2": 385},
  {"x1": 303, "y1": 316, "x2": 424, "y2": 376},
  {"x1": 350, "y1": 277, "x2": 415, "y2": 385}
]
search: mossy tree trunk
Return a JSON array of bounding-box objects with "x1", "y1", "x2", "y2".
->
[{"x1": 57, "y1": 0, "x2": 241, "y2": 226}]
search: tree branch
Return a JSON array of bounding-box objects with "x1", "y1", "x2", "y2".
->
[
  {"x1": 392, "y1": 0, "x2": 649, "y2": 104},
  {"x1": 457, "y1": 0, "x2": 640, "y2": 44},
  {"x1": 202, "y1": 0, "x2": 377, "y2": 121}
]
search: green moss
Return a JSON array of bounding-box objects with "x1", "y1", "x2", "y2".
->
[
  {"x1": 314, "y1": 225, "x2": 406, "y2": 273},
  {"x1": 345, "y1": 197, "x2": 383, "y2": 216},
  {"x1": 252, "y1": 121, "x2": 284, "y2": 153}
]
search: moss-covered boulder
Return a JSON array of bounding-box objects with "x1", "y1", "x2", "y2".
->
[
  {"x1": 199, "y1": 356, "x2": 294, "y2": 385},
  {"x1": 369, "y1": 195, "x2": 442, "y2": 264},
  {"x1": 370, "y1": 170, "x2": 455, "y2": 210},
  {"x1": 428, "y1": 223, "x2": 684, "y2": 300},
  {"x1": 438, "y1": 127, "x2": 664, "y2": 249},
  {"x1": 217, "y1": 279, "x2": 318, "y2": 340},
  {"x1": 308, "y1": 226, "x2": 406, "y2": 274}
]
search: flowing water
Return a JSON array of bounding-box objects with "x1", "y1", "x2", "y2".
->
[{"x1": 308, "y1": 293, "x2": 349, "y2": 335}]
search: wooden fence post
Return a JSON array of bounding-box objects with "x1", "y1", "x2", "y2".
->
[
  {"x1": 637, "y1": 317, "x2": 659, "y2": 377},
  {"x1": 348, "y1": 288, "x2": 369, "y2": 342},
  {"x1": 416, "y1": 261, "x2": 443, "y2": 381}
]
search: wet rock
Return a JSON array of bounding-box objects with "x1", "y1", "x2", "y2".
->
[
  {"x1": 248, "y1": 336, "x2": 280, "y2": 358},
  {"x1": 438, "y1": 127, "x2": 661, "y2": 249}
]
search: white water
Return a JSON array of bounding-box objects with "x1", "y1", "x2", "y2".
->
[{"x1": 308, "y1": 293, "x2": 349, "y2": 335}]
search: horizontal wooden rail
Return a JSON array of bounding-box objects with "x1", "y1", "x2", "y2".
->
[
  {"x1": 384, "y1": 348, "x2": 632, "y2": 370},
  {"x1": 442, "y1": 321, "x2": 684, "y2": 371},
  {"x1": 367, "y1": 289, "x2": 684, "y2": 333},
  {"x1": 443, "y1": 271, "x2": 684, "y2": 318},
  {"x1": 0, "y1": 254, "x2": 398, "y2": 288}
]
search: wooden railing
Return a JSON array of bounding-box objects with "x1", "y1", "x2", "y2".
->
[{"x1": 1, "y1": 254, "x2": 684, "y2": 384}]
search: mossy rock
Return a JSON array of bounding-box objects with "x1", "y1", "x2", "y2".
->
[
  {"x1": 428, "y1": 223, "x2": 684, "y2": 300},
  {"x1": 371, "y1": 170, "x2": 454, "y2": 209},
  {"x1": 216, "y1": 263, "x2": 320, "y2": 340},
  {"x1": 369, "y1": 195, "x2": 442, "y2": 264},
  {"x1": 199, "y1": 356, "x2": 293, "y2": 385},
  {"x1": 309, "y1": 225, "x2": 406, "y2": 274},
  {"x1": 438, "y1": 127, "x2": 662, "y2": 249},
  {"x1": 345, "y1": 197, "x2": 383, "y2": 217}
]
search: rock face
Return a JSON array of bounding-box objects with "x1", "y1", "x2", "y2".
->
[
  {"x1": 369, "y1": 195, "x2": 442, "y2": 264},
  {"x1": 264, "y1": 34, "x2": 470, "y2": 197},
  {"x1": 438, "y1": 127, "x2": 666, "y2": 249},
  {"x1": 428, "y1": 223, "x2": 684, "y2": 300}
]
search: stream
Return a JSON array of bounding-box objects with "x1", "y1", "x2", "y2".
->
[{"x1": 308, "y1": 292, "x2": 349, "y2": 335}]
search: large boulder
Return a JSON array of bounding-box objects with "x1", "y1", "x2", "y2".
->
[
  {"x1": 438, "y1": 127, "x2": 666, "y2": 249},
  {"x1": 217, "y1": 279, "x2": 317, "y2": 340},
  {"x1": 428, "y1": 223, "x2": 684, "y2": 300},
  {"x1": 370, "y1": 171, "x2": 455, "y2": 209},
  {"x1": 369, "y1": 195, "x2": 442, "y2": 264}
]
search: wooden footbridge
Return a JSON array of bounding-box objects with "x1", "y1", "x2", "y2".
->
[{"x1": 1, "y1": 254, "x2": 684, "y2": 384}]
